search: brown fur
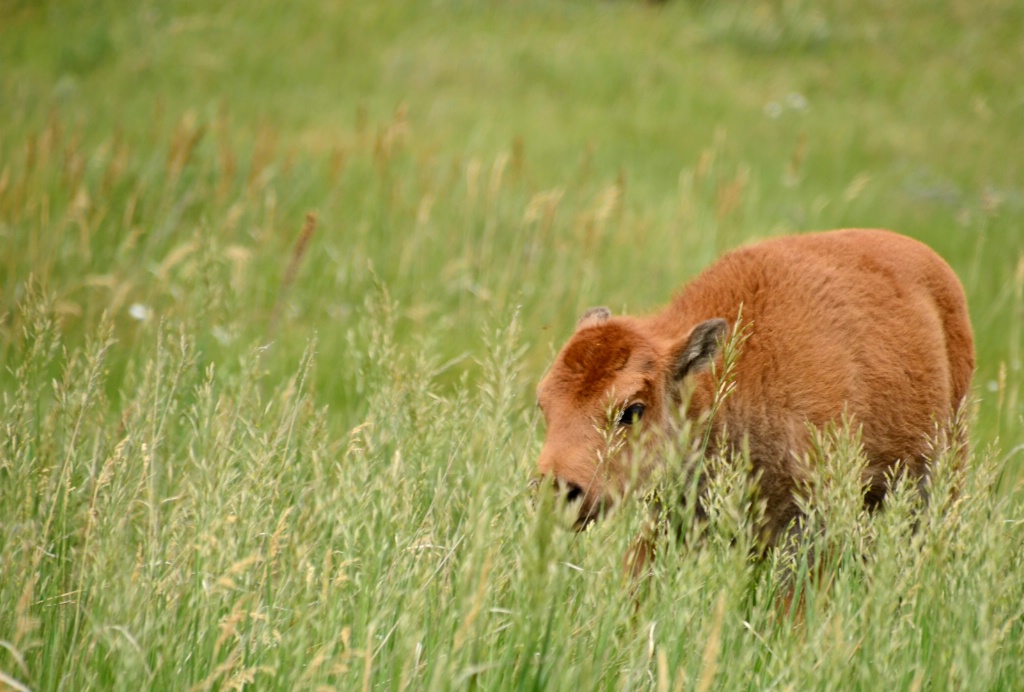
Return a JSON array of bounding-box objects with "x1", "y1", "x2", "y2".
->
[{"x1": 535, "y1": 229, "x2": 974, "y2": 546}]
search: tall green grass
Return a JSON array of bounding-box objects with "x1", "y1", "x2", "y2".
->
[
  {"x1": 2, "y1": 0, "x2": 1024, "y2": 688},
  {"x1": 2, "y1": 257, "x2": 1022, "y2": 689}
]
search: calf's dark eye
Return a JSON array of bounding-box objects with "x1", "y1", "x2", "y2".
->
[{"x1": 618, "y1": 403, "x2": 645, "y2": 426}]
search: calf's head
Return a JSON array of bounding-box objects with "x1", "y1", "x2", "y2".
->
[{"x1": 534, "y1": 307, "x2": 727, "y2": 529}]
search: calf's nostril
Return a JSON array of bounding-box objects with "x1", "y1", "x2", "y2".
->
[
  {"x1": 564, "y1": 482, "x2": 584, "y2": 503},
  {"x1": 536, "y1": 476, "x2": 585, "y2": 504}
]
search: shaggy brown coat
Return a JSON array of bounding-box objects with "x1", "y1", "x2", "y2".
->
[{"x1": 535, "y1": 229, "x2": 974, "y2": 544}]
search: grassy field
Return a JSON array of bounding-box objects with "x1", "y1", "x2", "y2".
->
[{"x1": 2, "y1": 0, "x2": 1023, "y2": 689}]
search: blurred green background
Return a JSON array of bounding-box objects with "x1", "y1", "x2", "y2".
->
[{"x1": 4, "y1": 0, "x2": 1021, "y2": 459}]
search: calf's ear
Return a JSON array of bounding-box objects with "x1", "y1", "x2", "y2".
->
[
  {"x1": 671, "y1": 319, "x2": 728, "y2": 380},
  {"x1": 576, "y1": 306, "x2": 611, "y2": 332}
]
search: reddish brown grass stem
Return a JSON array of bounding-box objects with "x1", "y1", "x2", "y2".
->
[{"x1": 268, "y1": 211, "x2": 318, "y2": 338}]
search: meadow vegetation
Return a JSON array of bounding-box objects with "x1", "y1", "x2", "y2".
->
[{"x1": 2, "y1": 0, "x2": 1023, "y2": 689}]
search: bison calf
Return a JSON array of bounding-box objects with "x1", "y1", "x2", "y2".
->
[{"x1": 534, "y1": 229, "x2": 974, "y2": 550}]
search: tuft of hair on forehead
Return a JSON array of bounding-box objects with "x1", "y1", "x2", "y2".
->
[{"x1": 555, "y1": 321, "x2": 643, "y2": 402}]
